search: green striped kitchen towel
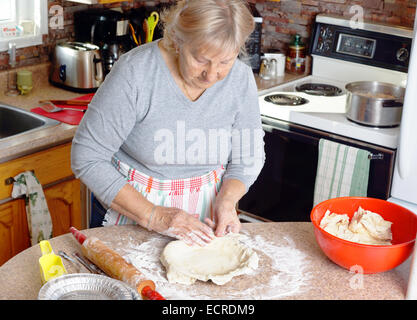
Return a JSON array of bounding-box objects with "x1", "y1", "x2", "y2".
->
[{"x1": 313, "y1": 139, "x2": 371, "y2": 207}]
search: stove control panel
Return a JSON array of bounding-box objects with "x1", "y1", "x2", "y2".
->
[
  {"x1": 310, "y1": 20, "x2": 412, "y2": 73},
  {"x1": 336, "y1": 34, "x2": 376, "y2": 59},
  {"x1": 315, "y1": 25, "x2": 334, "y2": 55}
]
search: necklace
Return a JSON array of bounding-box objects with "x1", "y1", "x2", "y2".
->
[
  {"x1": 175, "y1": 55, "x2": 205, "y2": 101},
  {"x1": 181, "y1": 78, "x2": 204, "y2": 102},
  {"x1": 182, "y1": 80, "x2": 195, "y2": 101}
]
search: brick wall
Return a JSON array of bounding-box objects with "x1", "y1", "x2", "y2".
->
[
  {"x1": 255, "y1": 0, "x2": 417, "y2": 53},
  {"x1": 0, "y1": 0, "x2": 415, "y2": 70},
  {"x1": 0, "y1": 0, "x2": 168, "y2": 70}
]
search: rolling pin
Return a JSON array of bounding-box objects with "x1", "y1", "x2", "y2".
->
[{"x1": 69, "y1": 227, "x2": 165, "y2": 300}]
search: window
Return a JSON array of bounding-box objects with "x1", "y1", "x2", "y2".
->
[
  {"x1": 0, "y1": 0, "x2": 48, "y2": 52},
  {"x1": 0, "y1": 0, "x2": 15, "y2": 23}
]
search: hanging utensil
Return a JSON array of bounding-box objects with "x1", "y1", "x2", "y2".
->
[
  {"x1": 128, "y1": 23, "x2": 141, "y2": 46},
  {"x1": 142, "y1": 19, "x2": 149, "y2": 43},
  {"x1": 146, "y1": 11, "x2": 159, "y2": 43}
]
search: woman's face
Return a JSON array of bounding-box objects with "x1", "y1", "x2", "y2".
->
[{"x1": 178, "y1": 44, "x2": 239, "y2": 90}]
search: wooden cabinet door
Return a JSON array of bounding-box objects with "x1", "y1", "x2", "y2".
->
[
  {"x1": 44, "y1": 179, "x2": 82, "y2": 237},
  {"x1": 0, "y1": 199, "x2": 30, "y2": 266}
]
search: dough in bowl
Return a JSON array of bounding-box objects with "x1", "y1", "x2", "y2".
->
[
  {"x1": 320, "y1": 206, "x2": 392, "y2": 245},
  {"x1": 160, "y1": 233, "x2": 258, "y2": 285}
]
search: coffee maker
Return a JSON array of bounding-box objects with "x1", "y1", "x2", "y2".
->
[{"x1": 74, "y1": 9, "x2": 131, "y2": 75}]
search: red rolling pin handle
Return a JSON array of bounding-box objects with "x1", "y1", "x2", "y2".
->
[
  {"x1": 142, "y1": 286, "x2": 166, "y2": 300},
  {"x1": 70, "y1": 226, "x2": 86, "y2": 245}
]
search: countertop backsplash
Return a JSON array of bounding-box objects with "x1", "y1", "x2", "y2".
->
[{"x1": 0, "y1": 0, "x2": 415, "y2": 70}]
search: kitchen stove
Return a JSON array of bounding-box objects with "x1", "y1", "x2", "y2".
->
[
  {"x1": 258, "y1": 14, "x2": 413, "y2": 149},
  {"x1": 238, "y1": 14, "x2": 414, "y2": 223}
]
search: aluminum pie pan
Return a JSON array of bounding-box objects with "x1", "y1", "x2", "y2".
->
[{"x1": 38, "y1": 273, "x2": 140, "y2": 300}]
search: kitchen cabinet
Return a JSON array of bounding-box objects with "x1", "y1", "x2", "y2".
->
[
  {"x1": 44, "y1": 179, "x2": 82, "y2": 237},
  {"x1": 0, "y1": 142, "x2": 82, "y2": 266},
  {"x1": 0, "y1": 199, "x2": 30, "y2": 266}
]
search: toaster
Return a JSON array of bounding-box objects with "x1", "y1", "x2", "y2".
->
[{"x1": 50, "y1": 42, "x2": 104, "y2": 92}]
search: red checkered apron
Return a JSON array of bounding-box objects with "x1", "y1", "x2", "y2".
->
[{"x1": 103, "y1": 157, "x2": 225, "y2": 226}]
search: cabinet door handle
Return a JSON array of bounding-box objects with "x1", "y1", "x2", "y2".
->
[
  {"x1": 368, "y1": 153, "x2": 384, "y2": 160},
  {"x1": 4, "y1": 170, "x2": 35, "y2": 185}
]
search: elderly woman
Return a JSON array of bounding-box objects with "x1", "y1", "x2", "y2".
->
[{"x1": 71, "y1": 0, "x2": 265, "y2": 246}]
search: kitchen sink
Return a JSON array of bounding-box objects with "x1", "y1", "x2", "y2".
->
[{"x1": 0, "y1": 103, "x2": 60, "y2": 141}]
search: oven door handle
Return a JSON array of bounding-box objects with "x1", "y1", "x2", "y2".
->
[{"x1": 262, "y1": 123, "x2": 322, "y2": 145}]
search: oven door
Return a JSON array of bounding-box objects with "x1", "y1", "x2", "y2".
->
[{"x1": 238, "y1": 116, "x2": 395, "y2": 222}]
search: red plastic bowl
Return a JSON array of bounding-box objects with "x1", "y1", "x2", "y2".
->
[{"x1": 310, "y1": 197, "x2": 417, "y2": 274}]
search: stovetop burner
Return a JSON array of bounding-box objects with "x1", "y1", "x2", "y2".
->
[
  {"x1": 296, "y1": 83, "x2": 343, "y2": 96},
  {"x1": 264, "y1": 94, "x2": 309, "y2": 106}
]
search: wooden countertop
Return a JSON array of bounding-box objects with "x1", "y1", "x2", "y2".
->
[{"x1": 0, "y1": 222, "x2": 410, "y2": 300}]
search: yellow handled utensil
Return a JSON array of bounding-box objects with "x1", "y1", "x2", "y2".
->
[
  {"x1": 39, "y1": 240, "x2": 67, "y2": 284},
  {"x1": 146, "y1": 11, "x2": 159, "y2": 43}
]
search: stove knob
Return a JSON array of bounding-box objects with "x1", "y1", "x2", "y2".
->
[
  {"x1": 397, "y1": 47, "x2": 409, "y2": 62},
  {"x1": 317, "y1": 41, "x2": 324, "y2": 51}
]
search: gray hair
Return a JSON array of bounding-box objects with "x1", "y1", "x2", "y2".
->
[{"x1": 160, "y1": 0, "x2": 255, "y2": 56}]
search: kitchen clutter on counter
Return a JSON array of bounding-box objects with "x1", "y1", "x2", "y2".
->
[
  {"x1": 311, "y1": 197, "x2": 417, "y2": 274},
  {"x1": 38, "y1": 240, "x2": 67, "y2": 284},
  {"x1": 259, "y1": 53, "x2": 286, "y2": 80},
  {"x1": 35, "y1": 227, "x2": 166, "y2": 300},
  {"x1": 16, "y1": 70, "x2": 33, "y2": 95},
  {"x1": 50, "y1": 42, "x2": 104, "y2": 92},
  {"x1": 285, "y1": 34, "x2": 306, "y2": 75},
  {"x1": 31, "y1": 93, "x2": 94, "y2": 125}
]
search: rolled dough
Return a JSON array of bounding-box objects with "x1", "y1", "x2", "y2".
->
[{"x1": 160, "y1": 233, "x2": 259, "y2": 285}]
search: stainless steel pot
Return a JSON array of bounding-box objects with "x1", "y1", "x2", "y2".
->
[
  {"x1": 50, "y1": 42, "x2": 103, "y2": 92},
  {"x1": 345, "y1": 81, "x2": 405, "y2": 127}
]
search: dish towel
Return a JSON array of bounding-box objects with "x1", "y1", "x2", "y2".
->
[
  {"x1": 313, "y1": 139, "x2": 371, "y2": 207},
  {"x1": 11, "y1": 171, "x2": 53, "y2": 246}
]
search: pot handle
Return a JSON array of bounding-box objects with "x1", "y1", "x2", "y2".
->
[{"x1": 382, "y1": 100, "x2": 403, "y2": 108}]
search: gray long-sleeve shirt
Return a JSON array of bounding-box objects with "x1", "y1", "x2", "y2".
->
[{"x1": 71, "y1": 40, "x2": 265, "y2": 207}]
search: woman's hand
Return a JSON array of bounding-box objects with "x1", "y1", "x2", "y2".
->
[
  {"x1": 206, "y1": 198, "x2": 241, "y2": 237},
  {"x1": 149, "y1": 206, "x2": 215, "y2": 246},
  {"x1": 205, "y1": 178, "x2": 244, "y2": 237}
]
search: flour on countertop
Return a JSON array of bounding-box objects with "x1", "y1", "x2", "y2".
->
[{"x1": 122, "y1": 230, "x2": 312, "y2": 300}]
